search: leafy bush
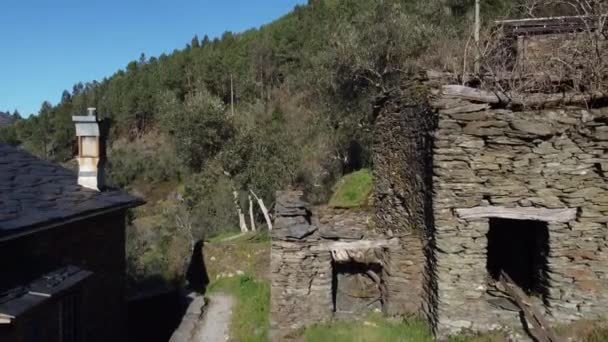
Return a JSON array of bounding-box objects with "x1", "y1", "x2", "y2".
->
[
  {"x1": 126, "y1": 201, "x2": 192, "y2": 284},
  {"x1": 159, "y1": 89, "x2": 234, "y2": 171},
  {"x1": 106, "y1": 143, "x2": 182, "y2": 188},
  {"x1": 182, "y1": 165, "x2": 238, "y2": 237}
]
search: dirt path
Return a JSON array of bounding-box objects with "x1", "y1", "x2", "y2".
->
[{"x1": 194, "y1": 293, "x2": 234, "y2": 342}]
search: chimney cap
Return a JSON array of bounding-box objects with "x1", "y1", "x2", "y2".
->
[{"x1": 87, "y1": 107, "x2": 97, "y2": 116}]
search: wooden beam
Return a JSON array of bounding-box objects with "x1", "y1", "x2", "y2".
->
[
  {"x1": 311, "y1": 239, "x2": 398, "y2": 252},
  {"x1": 455, "y1": 206, "x2": 576, "y2": 223},
  {"x1": 500, "y1": 272, "x2": 563, "y2": 342}
]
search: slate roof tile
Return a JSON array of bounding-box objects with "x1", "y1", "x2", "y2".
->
[{"x1": 0, "y1": 143, "x2": 144, "y2": 239}]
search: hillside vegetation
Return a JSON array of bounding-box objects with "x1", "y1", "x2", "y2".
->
[{"x1": 0, "y1": 0, "x2": 521, "y2": 282}]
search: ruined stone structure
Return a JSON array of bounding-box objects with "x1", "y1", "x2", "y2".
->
[
  {"x1": 270, "y1": 16, "x2": 608, "y2": 339},
  {"x1": 430, "y1": 87, "x2": 608, "y2": 335},
  {"x1": 270, "y1": 192, "x2": 421, "y2": 340},
  {"x1": 372, "y1": 72, "x2": 608, "y2": 336},
  {"x1": 271, "y1": 82, "x2": 608, "y2": 339}
]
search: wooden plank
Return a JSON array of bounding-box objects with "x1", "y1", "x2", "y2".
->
[
  {"x1": 311, "y1": 239, "x2": 398, "y2": 252},
  {"x1": 455, "y1": 206, "x2": 576, "y2": 223},
  {"x1": 500, "y1": 272, "x2": 563, "y2": 342}
]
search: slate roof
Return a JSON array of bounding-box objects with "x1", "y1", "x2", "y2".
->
[{"x1": 0, "y1": 143, "x2": 143, "y2": 240}]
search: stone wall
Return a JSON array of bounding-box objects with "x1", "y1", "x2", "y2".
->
[
  {"x1": 270, "y1": 191, "x2": 417, "y2": 340},
  {"x1": 429, "y1": 92, "x2": 608, "y2": 335},
  {"x1": 270, "y1": 192, "x2": 333, "y2": 340},
  {"x1": 372, "y1": 94, "x2": 437, "y2": 319},
  {"x1": 0, "y1": 210, "x2": 127, "y2": 342}
]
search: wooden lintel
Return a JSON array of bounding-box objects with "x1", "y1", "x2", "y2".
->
[
  {"x1": 455, "y1": 206, "x2": 576, "y2": 223},
  {"x1": 311, "y1": 239, "x2": 398, "y2": 252}
]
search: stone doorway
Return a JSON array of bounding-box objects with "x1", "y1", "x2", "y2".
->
[
  {"x1": 486, "y1": 218, "x2": 550, "y2": 298},
  {"x1": 332, "y1": 261, "x2": 383, "y2": 315}
]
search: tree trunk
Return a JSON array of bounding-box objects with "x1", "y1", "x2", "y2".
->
[
  {"x1": 248, "y1": 194, "x2": 256, "y2": 231},
  {"x1": 250, "y1": 189, "x2": 273, "y2": 231},
  {"x1": 233, "y1": 190, "x2": 249, "y2": 233}
]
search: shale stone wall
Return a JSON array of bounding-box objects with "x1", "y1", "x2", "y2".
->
[
  {"x1": 372, "y1": 95, "x2": 436, "y2": 317},
  {"x1": 270, "y1": 191, "x2": 420, "y2": 339},
  {"x1": 430, "y1": 92, "x2": 608, "y2": 335},
  {"x1": 270, "y1": 191, "x2": 333, "y2": 341}
]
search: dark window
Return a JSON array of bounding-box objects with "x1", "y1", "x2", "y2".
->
[{"x1": 486, "y1": 218, "x2": 550, "y2": 298}]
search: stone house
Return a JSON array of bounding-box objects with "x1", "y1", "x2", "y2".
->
[
  {"x1": 374, "y1": 73, "x2": 608, "y2": 337},
  {"x1": 272, "y1": 63, "x2": 608, "y2": 342},
  {"x1": 0, "y1": 109, "x2": 143, "y2": 342}
]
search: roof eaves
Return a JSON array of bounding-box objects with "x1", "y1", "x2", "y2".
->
[{"x1": 0, "y1": 198, "x2": 144, "y2": 243}]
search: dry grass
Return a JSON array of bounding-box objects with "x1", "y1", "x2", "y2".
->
[{"x1": 203, "y1": 232, "x2": 271, "y2": 282}]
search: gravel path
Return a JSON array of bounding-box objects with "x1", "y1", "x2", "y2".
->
[{"x1": 194, "y1": 293, "x2": 234, "y2": 342}]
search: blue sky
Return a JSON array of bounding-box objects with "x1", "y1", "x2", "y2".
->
[{"x1": 0, "y1": 0, "x2": 306, "y2": 116}]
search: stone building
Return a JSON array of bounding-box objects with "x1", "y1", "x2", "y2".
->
[
  {"x1": 0, "y1": 109, "x2": 143, "y2": 342},
  {"x1": 373, "y1": 73, "x2": 608, "y2": 336},
  {"x1": 271, "y1": 75, "x2": 608, "y2": 340}
]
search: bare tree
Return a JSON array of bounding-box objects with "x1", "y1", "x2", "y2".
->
[{"x1": 250, "y1": 189, "x2": 273, "y2": 231}]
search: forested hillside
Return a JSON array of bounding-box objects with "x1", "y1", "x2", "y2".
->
[
  {"x1": 0, "y1": 111, "x2": 18, "y2": 127},
  {"x1": 0, "y1": 0, "x2": 520, "y2": 282}
]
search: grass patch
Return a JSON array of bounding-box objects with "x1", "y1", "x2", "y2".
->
[
  {"x1": 586, "y1": 327, "x2": 608, "y2": 342},
  {"x1": 207, "y1": 275, "x2": 270, "y2": 342},
  {"x1": 303, "y1": 313, "x2": 433, "y2": 342},
  {"x1": 329, "y1": 168, "x2": 373, "y2": 208}
]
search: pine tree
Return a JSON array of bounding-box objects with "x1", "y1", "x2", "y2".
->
[
  {"x1": 191, "y1": 34, "x2": 200, "y2": 48},
  {"x1": 201, "y1": 34, "x2": 210, "y2": 47}
]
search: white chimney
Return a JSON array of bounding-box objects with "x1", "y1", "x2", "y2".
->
[{"x1": 72, "y1": 108, "x2": 105, "y2": 191}]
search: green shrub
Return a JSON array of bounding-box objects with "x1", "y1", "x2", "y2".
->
[{"x1": 329, "y1": 168, "x2": 373, "y2": 208}]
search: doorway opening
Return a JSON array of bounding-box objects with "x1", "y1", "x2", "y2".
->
[
  {"x1": 486, "y1": 218, "x2": 550, "y2": 299},
  {"x1": 332, "y1": 261, "x2": 383, "y2": 314}
]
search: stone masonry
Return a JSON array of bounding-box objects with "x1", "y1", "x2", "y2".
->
[
  {"x1": 270, "y1": 191, "x2": 420, "y2": 340},
  {"x1": 271, "y1": 78, "x2": 608, "y2": 338},
  {"x1": 428, "y1": 88, "x2": 608, "y2": 335},
  {"x1": 372, "y1": 74, "x2": 608, "y2": 337}
]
